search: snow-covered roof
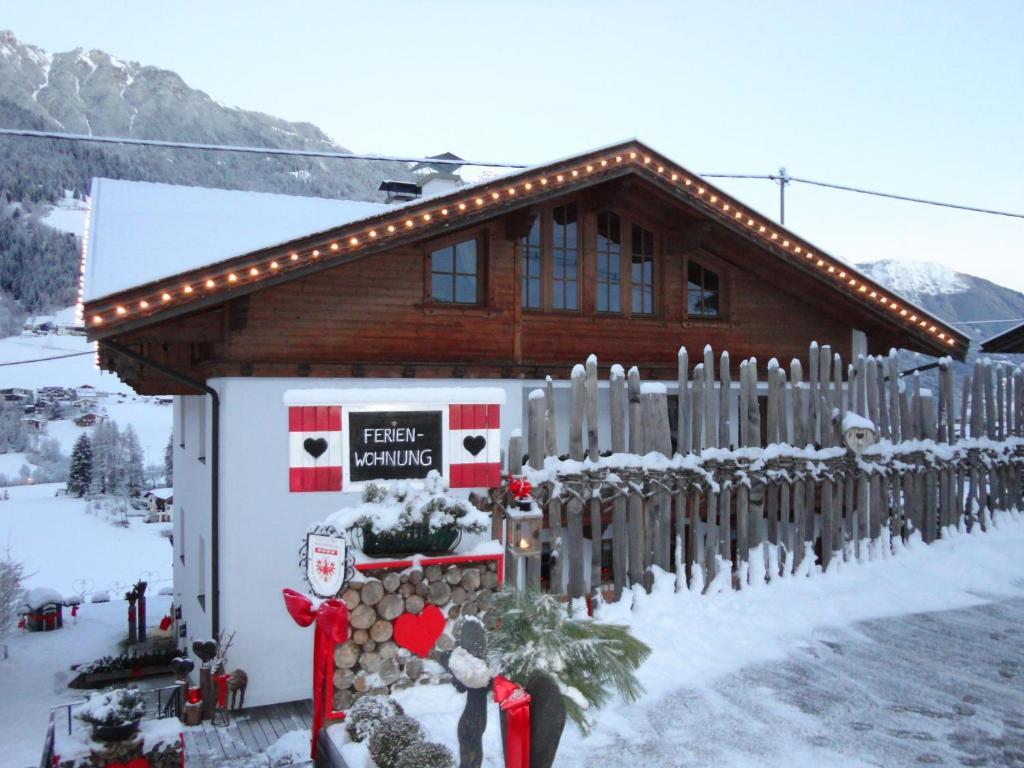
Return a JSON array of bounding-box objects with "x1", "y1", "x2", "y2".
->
[
  {"x1": 83, "y1": 178, "x2": 388, "y2": 302},
  {"x1": 146, "y1": 487, "x2": 174, "y2": 500},
  {"x1": 23, "y1": 586, "x2": 64, "y2": 610}
]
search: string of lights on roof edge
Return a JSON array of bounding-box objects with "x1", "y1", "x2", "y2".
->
[{"x1": 82, "y1": 147, "x2": 963, "y2": 350}]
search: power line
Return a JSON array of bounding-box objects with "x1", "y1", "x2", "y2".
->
[
  {"x1": 0, "y1": 351, "x2": 93, "y2": 367},
  {"x1": 0, "y1": 127, "x2": 527, "y2": 168},
  {"x1": 2, "y1": 127, "x2": 1022, "y2": 219}
]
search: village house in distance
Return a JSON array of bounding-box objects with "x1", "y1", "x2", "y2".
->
[{"x1": 82, "y1": 140, "x2": 967, "y2": 707}]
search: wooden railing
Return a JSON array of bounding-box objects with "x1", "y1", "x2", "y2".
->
[{"x1": 500, "y1": 344, "x2": 1024, "y2": 600}]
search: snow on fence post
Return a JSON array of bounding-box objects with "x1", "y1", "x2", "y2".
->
[
  {"x1": 678, "y1": 348, "x2": 691, "y2": 455},
  {"x1": 586, "y1": 355, "x2": 599, "y2": 462},
  {"x1": 569, "y1": 365, "x2": 586, "y2": 461},
  {"x1": 808, "y1": 342, "x2": 820, "y2": 445}
]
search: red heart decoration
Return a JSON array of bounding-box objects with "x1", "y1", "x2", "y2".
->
[{"x1": 392, "y1": 605, "x2": 445, "y2": 658}]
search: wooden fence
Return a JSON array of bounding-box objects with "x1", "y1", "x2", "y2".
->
[{"x1": 499, "y1": 343, "x2": 1024, "y2": 601}]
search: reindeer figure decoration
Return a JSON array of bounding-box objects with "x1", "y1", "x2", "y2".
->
[{"x1": 228, "y1": 669, "x2": 249, "y2": 710}]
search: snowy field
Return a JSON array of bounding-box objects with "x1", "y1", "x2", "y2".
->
[{"x1": 1, "y1": 481, "x2": 173, "y2": 594}]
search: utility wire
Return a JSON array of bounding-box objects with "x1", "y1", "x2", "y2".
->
[
  {"x1": 0, "y1": 127, "x2": 527, "y2": 168},
  {"x1": 0, "y1": 350, "x2": 93, "y2": 367},
  {"x1": 2, "y1": 127, "x2": 1022, "y2": 218}
]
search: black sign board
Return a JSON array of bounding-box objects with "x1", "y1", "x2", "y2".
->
[{"x1": 348, "y1": 410, "x2": 444, "y2": 482}]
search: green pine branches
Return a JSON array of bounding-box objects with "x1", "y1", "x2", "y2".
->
[{"x1": 487, "y1": 590, "x2": 651, "y2": 734}]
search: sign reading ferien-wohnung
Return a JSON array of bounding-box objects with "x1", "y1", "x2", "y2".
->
[{"x1": 285, "y1": 387, "x2": 505, "y2": 492}]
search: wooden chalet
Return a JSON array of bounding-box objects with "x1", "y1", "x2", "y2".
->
[
  {"x1": 84, "y1": 140, "x2": 966, "y2": 394},
  {"x1": 78, "y1": 140, "x2": 970, "y2": 708}
]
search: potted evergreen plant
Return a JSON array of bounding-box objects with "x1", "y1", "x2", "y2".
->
[
  {"x1": 76, "y1": 686, "x2": 145, "y2": 741},
  {"x1": 333, "y1": 472, "x2": 489, "y2": 557}
]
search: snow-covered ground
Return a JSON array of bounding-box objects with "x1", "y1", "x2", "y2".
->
[
  {"x1": 1, "y1": 481, "x2": 173, "y2": 596},
  {"x1": 0, "y1": 595, "x2": 172, "y2": 768},
  {"x1": 329, "y1": 515, "x2": 1024, "y2": 768}
]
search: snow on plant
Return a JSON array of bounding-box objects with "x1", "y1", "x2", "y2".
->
[
  {"x1": 322, "y1": 471, "x2": 488, "y2": 537},
  {"x1": 367, "y1": 714, "x2": 424, "y2": 768},
  {"x1": 345, "y1": 694, "x2": 405, "y2": 743},
  {"x1": 76, "y1": 686, "x2": 145, "y2": 727},
  {"x1": 487, "y1": 589, "x2": 651, "y2": 734},
  {"x1": 394, "y1": 741, "x2": 454, "y2": 768}
]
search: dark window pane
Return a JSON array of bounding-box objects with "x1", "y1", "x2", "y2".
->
[
  {"x1": 455, "y1": 275, "x2": 477, "y2": 303},
  {"x1": 432, "y1": 273, "x2": 452, "y2": 302},
  {"x1": 703, "y1": 290, "x2": 719, "y2": 315},
  {"x1": 431, "y1": 246, "x2": 453, "y2": 274},
  {"x1": 704, "y1": 268, "x2": 719, "y2": 292},
  {"x1": 687, "y1": 290, "x2": 703, "y2": 315},
  {"x1": 609, "y1": 284, "x2": 620, "y2": 312},
  {"x1": 687, "y1": 261, "x2": 703, "y2": 286},
  {"x1": 455, "y1": 240, "x2": 476, "y2": 274},
  {"x1": 527, "y1": 281, "x2": 540, "y2": 308}
]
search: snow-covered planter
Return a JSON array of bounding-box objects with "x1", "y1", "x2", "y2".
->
[
  {"x1": 326, "y1": 472, "x2": 488, "y2": 556},
  {"x1": 75, "y1": 686, "x2": 145, "y2": 741},
  {"x1": 345, "y1": 694, "x2": 405, "y2": 743},
  {"x1": 367, "y1": 714, "x2": 424, "y2": 768}
]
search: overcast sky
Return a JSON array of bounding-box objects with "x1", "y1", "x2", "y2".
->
[{"x1": 7, "y1": 1, "x2": 1024, "y2": 295}]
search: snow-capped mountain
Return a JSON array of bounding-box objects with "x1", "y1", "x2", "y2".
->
[
  {"x1": 857, "y1": 259, "x2": 1024, "y2": 347},
  {"x1": 0, "y1": 29, "x2": 414, "y2": 315}
]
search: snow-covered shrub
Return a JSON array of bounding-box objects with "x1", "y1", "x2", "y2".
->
[
  {"x1": 0, "y1": 548, "x2": 26, "y2": 643},
  {"x1": 488, "y1": 589, "x2": 651, "y2": 734},
  {"x1": 324, "y1": 470, "x2": 488, "y2": 540},
  {"x1": 346, "y1": 694, "x2": 405, "y2": 743},
  {"x1": 394, "y1": 741, "x2": 454, "y2": 768},
  {"x1": 90, "y1": 590, "x2": 111, "y2": 603},
  {"x1": 76, "y1": 686, "x2": 145, "y2": 727},
  {"x1": 265, "y1": 729, "x2": 311, "y2": 766},
  {"x1": 367, "y1": 715, "x2": 424, "y2": 768}
]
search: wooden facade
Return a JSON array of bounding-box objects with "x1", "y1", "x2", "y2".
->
[{"x1": 86, "y1": 141, "x2": 967, "y2": 394}]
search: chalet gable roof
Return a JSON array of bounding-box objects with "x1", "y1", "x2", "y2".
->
[{"x1": 82, "y1": 139, "x2": 969, "y2": 359}]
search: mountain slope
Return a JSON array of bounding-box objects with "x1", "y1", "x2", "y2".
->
[
  {"x1": 857, "y1": 259, "x2": 1024, "y2": 350},
  {"x1": 0, "y1": 29, "x2": 410, "y2": 203}
]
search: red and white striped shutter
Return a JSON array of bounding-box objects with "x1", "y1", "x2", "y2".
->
[
  {"x1": 288, "y1": 405, "x2": 343, "y2": 492},
  {"x1": 448, "y1": 403, "x2": 501, "y2": 488}
]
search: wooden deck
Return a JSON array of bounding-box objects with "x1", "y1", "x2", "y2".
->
[{"x1": 183, "y1": 699, "x2": 313, "y2": 766}]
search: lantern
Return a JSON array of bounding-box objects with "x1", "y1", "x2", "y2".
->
[{"x1": 505, "y1": 506, "x2": 543, "y2": 557}]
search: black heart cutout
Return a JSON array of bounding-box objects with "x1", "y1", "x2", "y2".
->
[
  {"x1": 463, "y1": 435, "x2": 486, "y2": 457},
  {"x1": 304, "y1": 437, "x2": 328, "y2": 459}
]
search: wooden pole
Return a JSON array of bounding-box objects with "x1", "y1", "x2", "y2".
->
[
  {"x1": 585, "y1": 355, "x2": 600, "y2": 461},
  {"x1": 569, "y1": 364, "x2": 586, "y2": 460},
  {"x1": 691, "y1": 364, "x2": 704, "y2": 451},
  {"x1": 808, "y1": 342, "x2": 820, "y2": 445},
  {"x1": 719, "y1": 351, "x2": 732, "y2": 448},
  {"x1": 703, "y1": 345, "x2": 718, "y2": 449},
  {"x1": 527, "y1": 390, "x2": 546, "y2": 471},
  {"x1": 610, "y1": 365, "x2": 626, "y2": 454},
  {"x1": 678, "y1": 348, "x2": 691, "y2": 455},
  {"x1": 628, "y1": 366, "x2": 644, "y2": 455},
  {"x1": 791, "y1": 359, "x2": 806, "y2": 447}
]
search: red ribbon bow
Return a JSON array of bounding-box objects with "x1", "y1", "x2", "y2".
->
[
  {"x1": 508, "y1": 477, "x2": 533, "y2": 500},
  {"x1": 282, "y1": 588, "x2": 349, "y2": 759},
  {"x1": 493, "y1": 675, "x2": 531, "y2": 768}
]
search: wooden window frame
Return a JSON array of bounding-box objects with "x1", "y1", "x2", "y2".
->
[
  {"x1": 592, "y1": 206, "x2": 662, "y2": 319},
  {"x1": 629, "y1": 220, "x2": 657, "y2": 316},
  {"x1": 423, "y1": 230, "x2": 488, "y2": 308},
  {"x1": 683, "y1": 249, "x2": 728, "y2": 321},
  {"x1": 519, "y1": 216, "x2": 543, "y2": 310},
  {"x1": 550, "y1": 201, "x2": 581, "y2": 312}
]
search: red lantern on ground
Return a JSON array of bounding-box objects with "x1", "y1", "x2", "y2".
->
[
  {"x1": 213, "y1": 673, "x2": 230, "y2": 708},
  {"x1": 187, "y1": 687, "x2": 202, "y2": 705}
]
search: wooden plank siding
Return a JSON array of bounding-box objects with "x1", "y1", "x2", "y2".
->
[{"x1": 103, "y1": 180, "x2": 925, "y2": 394}]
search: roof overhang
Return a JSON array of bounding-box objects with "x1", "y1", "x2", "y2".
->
[
  {"x1": 83, "y1": 139, "x2": 969, "y2": 359},
  {"x1": 980, "y1": 321, "x2": 1024, "y2": 354}
]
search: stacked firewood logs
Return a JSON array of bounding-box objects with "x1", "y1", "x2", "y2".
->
[{"x1": 332, "y1": 560, "x2": 500, "y2": 710}]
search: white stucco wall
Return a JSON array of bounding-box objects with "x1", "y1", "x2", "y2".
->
[{"x1": 172, "y1": 373, "x2": 775, "y2": 706}]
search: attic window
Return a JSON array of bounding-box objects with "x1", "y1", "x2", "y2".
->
[
  {"x1": 687, "y1": 260, "x2": 720, "y2": 317},
  {"x1": 430, "y1": 239, "x2": 478, "y2": 304}
]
